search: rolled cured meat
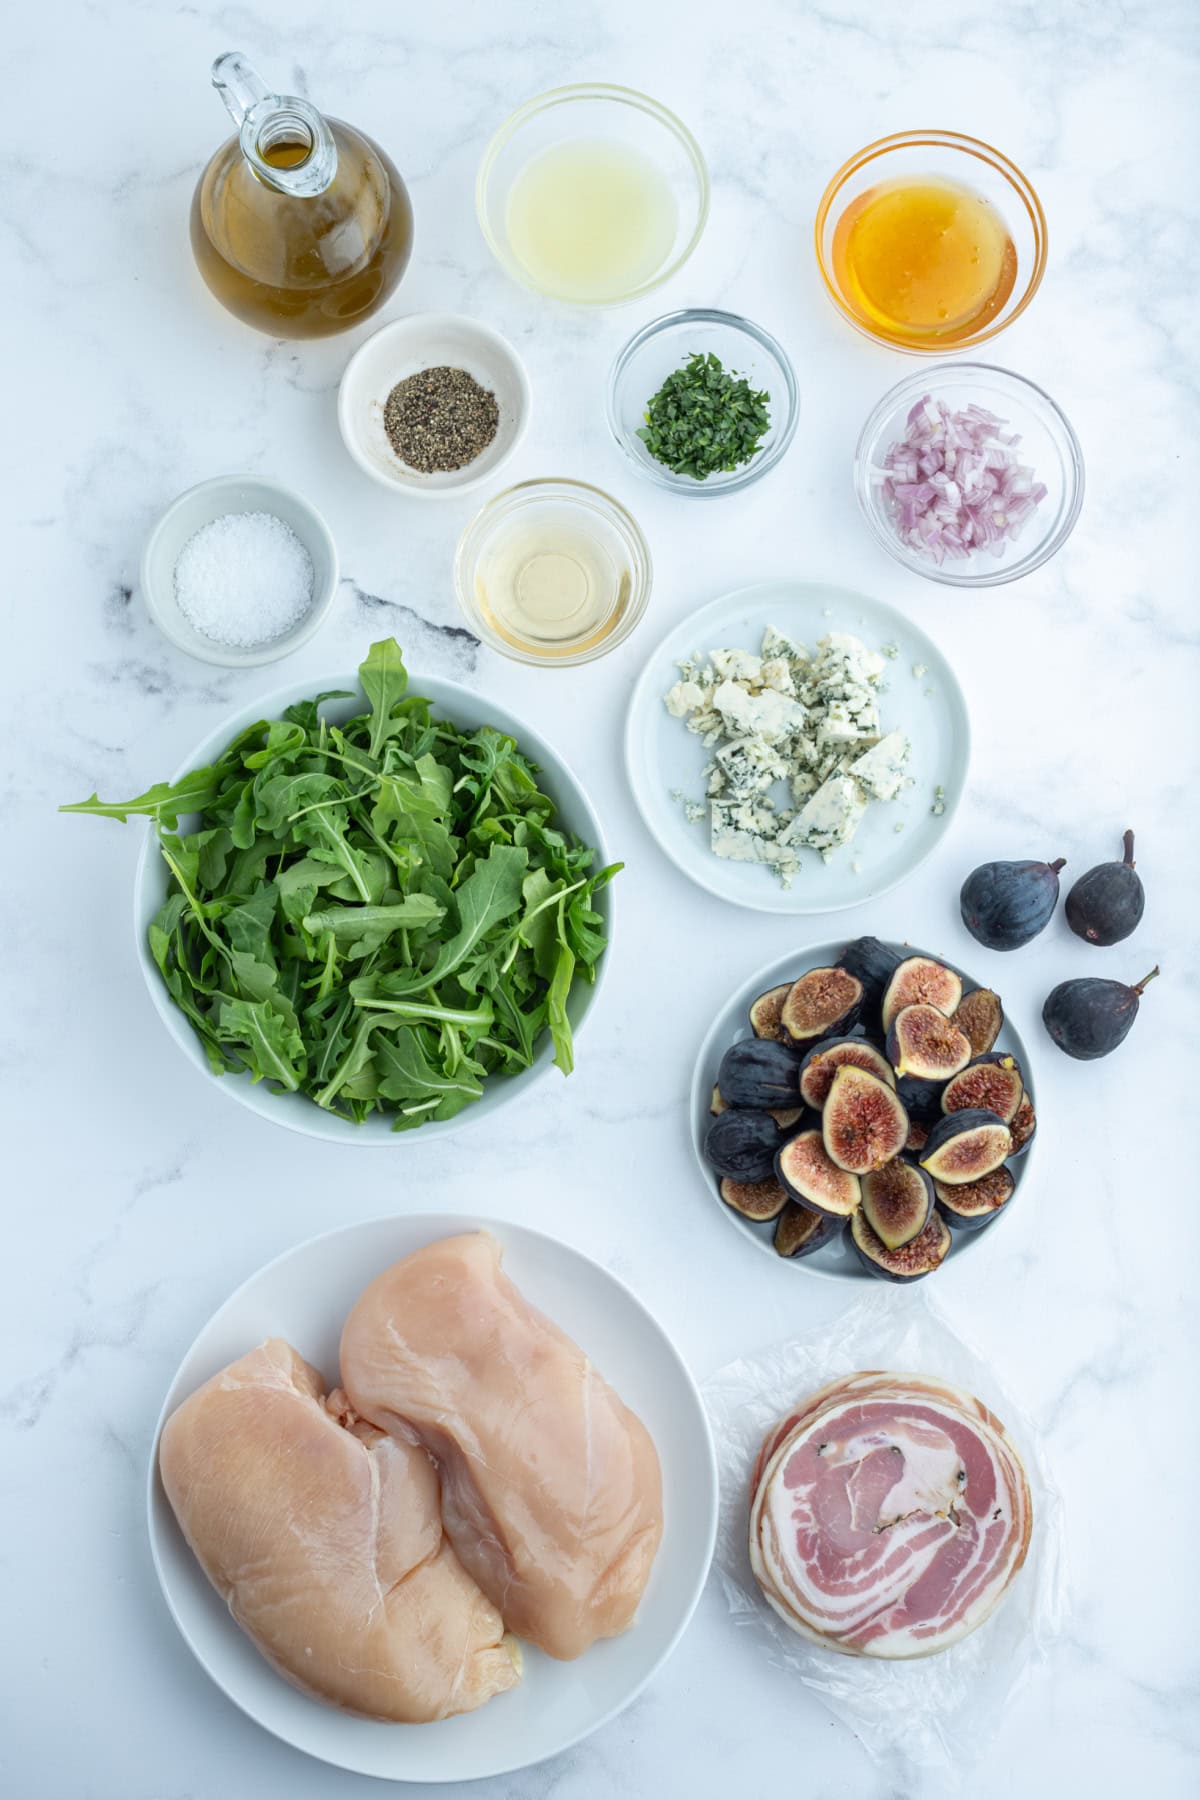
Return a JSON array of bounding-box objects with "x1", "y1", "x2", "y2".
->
[{"x1": 749, "y1": 1371, "x2": 1031, "y2": 1659}]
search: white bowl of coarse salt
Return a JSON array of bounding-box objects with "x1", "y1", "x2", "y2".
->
[{"x1": 141, "y1": 474, "x2": 339, "y2": 667}]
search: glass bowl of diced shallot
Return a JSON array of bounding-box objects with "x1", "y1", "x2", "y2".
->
[{"x1": 854, "y1": 363, "x2": 1084, "y2": 587}]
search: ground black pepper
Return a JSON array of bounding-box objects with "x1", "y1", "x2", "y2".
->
[{"x1": 383, "y1": 366, "x2": 500, "y2": 473}]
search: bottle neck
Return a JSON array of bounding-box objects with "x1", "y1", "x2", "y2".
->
[{"x1": 211, "y1": 52, "x2": 338, "y2": 197}]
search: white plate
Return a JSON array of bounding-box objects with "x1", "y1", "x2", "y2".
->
[
  {"x1": 624, "y1": 580, "x2": 970, "y2": 913},
  {"x1": 148, "y1": 1214, "x2": 717, "y2": 1784},
  {"x1": 132, "y1": 669, "x2": 612, "y2": 1144},
  {"x1": 690, "y1": 940, "x2": 1036, "y2": 1281}
]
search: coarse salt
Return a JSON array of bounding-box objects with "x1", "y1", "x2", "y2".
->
[{"x1": 174, "y1": 511, "x2": 314, "y2": 647}]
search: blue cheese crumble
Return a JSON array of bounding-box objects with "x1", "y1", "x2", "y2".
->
[{"x1": 664, "y1": 627, "x2": 913, "y2": 885}]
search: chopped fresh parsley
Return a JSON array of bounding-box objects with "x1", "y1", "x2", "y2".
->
[{"x1": 638, "y1": 352, "x2": 771, "y2": 480}]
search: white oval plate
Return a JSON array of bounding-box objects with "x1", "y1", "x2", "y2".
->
[
  {"x1": 148, "y1": 1214, "x2": 717, "y2": 1784},
  {"x1": 625, "y1": 580, "x2": 970, "y2": 913},
  {"x1": 690, "y1": 941, "x2": 1036, "y2": 1280},
  {"x1": 132, "y1": 669, "x2": 612, "y2": 1144}
]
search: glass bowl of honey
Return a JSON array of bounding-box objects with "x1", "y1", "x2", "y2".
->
[
  {"x1": 476, "y1": 85, "x2": 709, "y2": 307},
  {"x1": 453, "y1": 479, "x2": 653, "y2": 665},
  {"x1": 815, "y1": 131, "x2": 1047, "y2": 354}
]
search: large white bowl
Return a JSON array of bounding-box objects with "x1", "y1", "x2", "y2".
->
[
  {"x1": 132, "y1": 669, "x2": 613, "y2": 1144},
  {"x1": 148, "y1": 1213, "x2": 718, "y2": 1784}
]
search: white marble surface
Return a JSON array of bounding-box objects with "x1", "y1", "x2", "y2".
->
[{"x1": 4, "y1": 1, "x2": 1198, "y2": 1796}]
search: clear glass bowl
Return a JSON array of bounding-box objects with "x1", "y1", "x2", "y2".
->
[
  {"x1": 855, "y1": 363, "x2": 1085, "y2": 587},
  {"x1": 607, "y1": 309, "x2": 799, "y2": 497},
  {"x1": 453, "y1": 478, "x2": 653, "y2": 666},
  {"x1": 815, "y1": 130, "x2": 1047, "y2": 353},
  {"x1": 476, "y1": 84, "x2": 708, "y2": 306}
]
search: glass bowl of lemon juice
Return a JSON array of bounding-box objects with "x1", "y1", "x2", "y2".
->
[{"x1": 476, "y1": 84, "x2": 709, "y2": 306}]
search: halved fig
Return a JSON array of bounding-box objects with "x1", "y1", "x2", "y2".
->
[
  {"x1": 850, "y1": 1208, "x2": 951, "y2": 1282},
  {"x1": 1009, "y1": 1092, "x2": 1037, "y2": 1157},
  {"x1": 798, "y1": 1036, "x2": 895, "y2": 1109},
  {"x1": 906, "y1": 1116, "x2": 930, "y2": 1153},
  {"x1": 749, "y1": 982, "x2": 794, "y2": 1041},
  {"x1": 887, "y1": 1004, "x2": 972, "y2": 1081},
  {"x1": 717, "y1": 1037, "x2": 801, "y2": 1110},
  {"x1": 775, "y1": 1129, "x2": 861, "y2": 1219},
  {"x1": 935, "y1": 1166, "x2": 1015, "y2": 1231},
  {"x1": 768, "y1": 1105, "x2": 805, "y2": 1131},
  {"x1": 780, "y1": 967, "x2": 864, "y2": 1042},
  {"x1": 710, "y1": 1084, "x2": 727, "y2": 1117},
  {"x1": 941, "y1": 1053, "x2": 1024, "y2": 1125},
  {"x1": 720, "y1": 1174, "x2": 788, "y2": 1222},
  {"x1": 822, "y1": 1066, "x2": 909, "y2": 1174},
  {"x1": 774, "y1": 1202, "x2": 840, "y2": 1259},
  {"x1": 881, "y1": 955, "x2": 963, "y2": 1031},
  {"x1": 919, "y1": 1108, "x2": 1012, "y2": 1185},
  {"x1": 837, "y1": 935, "x2": 901, "y2": 1013},
  {"x1": 861, "y1": 1157, "x2": 933, "y2": 1251},
  {"x1": 704, "y1": 1109, "x2": 779, "y2": 1181},
  {"x1": 952, "y1": 986, "x2": 1004, "y2": 1057}
]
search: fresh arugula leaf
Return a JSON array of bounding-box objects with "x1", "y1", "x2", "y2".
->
[{"x1": 61, "y1": 640, "x2": 616, "y2": 1131}]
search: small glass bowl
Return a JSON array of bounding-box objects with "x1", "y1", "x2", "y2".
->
[
  {"x1": 476, "y1": 84, "x2": 708, "y2": 307},
  {"x1": 815, "y1": 130, "x2": 1047, "y2": 353},
  {"x1": 607, "y1": 309, "x2": 799, "y2": 497},
  {"x1": 453, "y1": 478, "x2": 652, "y2": 667},
  {"x1": 855, "y1": 363, "x2": 1085, "y2": 587}
]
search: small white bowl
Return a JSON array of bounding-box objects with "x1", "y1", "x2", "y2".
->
[
  {"x1": 141, "y1": 475, "x2": 339, "y2": 669},
  {"x1": 338, "y1": 314, "x2": 531, "y2": 497}
]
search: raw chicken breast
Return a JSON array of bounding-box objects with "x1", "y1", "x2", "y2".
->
[
  {"x1": 340, "y1": 1232, "x2": 664, "y2": 1661},
  {"x1": 158, "y1": 1338, "x2": 520, "y2": 1721}
]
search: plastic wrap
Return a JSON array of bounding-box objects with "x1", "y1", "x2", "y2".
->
[{"x1": 703, "y1": 1290, "x2": 1066, "y2": 1774}]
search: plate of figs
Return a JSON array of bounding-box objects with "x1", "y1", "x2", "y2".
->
[{"x1": 690, "y1": 935, "x2": 1038, "y2": 1281}]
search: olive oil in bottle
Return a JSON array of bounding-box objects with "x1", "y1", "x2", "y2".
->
[{"x1": 191, "y1": 53, "x2": 413, "y2": 338}]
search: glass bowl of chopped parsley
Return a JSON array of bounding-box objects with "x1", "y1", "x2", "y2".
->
[{"x1": 607, "y1": 308, "x2": 799, "y2": 495}]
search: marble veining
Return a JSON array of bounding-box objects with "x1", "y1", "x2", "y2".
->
[{"x1": 3, "y1": 0, "x2": 1197, "y2": 1797}]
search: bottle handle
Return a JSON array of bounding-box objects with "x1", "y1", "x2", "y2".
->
[{"x1": 212, "y1": 51, "x2": 270, "y2": 129}]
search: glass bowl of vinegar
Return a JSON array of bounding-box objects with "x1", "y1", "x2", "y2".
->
[
  {"x1": 476, "y1": 84, "x2": 709, "y2": 306},
  {"x1": 454, "y1": 479, "x2": 653, "y2": 666},
  {"x1": 815, "y1": 131, "x2": 1047, "y2": 353}
]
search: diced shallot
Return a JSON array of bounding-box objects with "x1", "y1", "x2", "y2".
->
[{"x1": 875, "y1": 398, "x2": 1048, "y2": 566}]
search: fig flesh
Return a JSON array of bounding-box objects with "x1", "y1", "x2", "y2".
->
[
  {"x1": 720, "y1": 1174, "x2": 788, "y2": 1222},
  {"x1": 919, "y1": 1108, "x2": 1013, "y2": 1184},
  {"x1": 952, "y1": 986, "x2": 1004, "y2": 1056},
  {"x1": 941, "y1": 1053, "x2": 1024, "y2": 1125},
  {"x1": 850, "y1": 1208, "x2": 951, "y2": 1282},
  {"x1": 837, "y1": 935, "x2": 901, "y2": 1012},
  {"x1": 905, "y1": 1116, "x2": 930, "y2": 1153},
  {"x1": 710, "y1": 1084, "x2": 727, "y2": 1116},
  {"x1": 887, "y1": 1004, "x2": 972, "y2": 1081},
  {"x1": 717, "y1": 1037, "x2": 801, "y2": 1109},
  {"x1": 768, "y1": 1105, "x2": 805, "y2": 1131},
  {"x1": 861, "y1": 1157, "x2": 933, "y2": 1251},
  {"x1": 1009, "y1": 1092, "x2": 1037, "y2": 1157},
  {"x1": 822, "y1": 1066, "x2": 909, "y2": 1174},
  {"x1": 780, "y1": 972, "x2": 863, "y2": 1044},
  {"x1": 935, "y1": 1166, "x2": 1015, "y2": 1230},
  {"x1": 704, "y1": 1108, "x2": 779, "y2": 1181},
  {"x1": 881, "y1": 956, "x2": 963, "y2": 1031},
  {"x1": 1065, "y1": 829, "x2": 1145, "y2": 946},
  {"x1": 780, "y1": 966, "x2": 863, "y2": 1041},
  {"x1": 775, "y1": 1129, "x2": 861, "y2": 1219},
  {"x1": 798, "y1": 1036, "x2": 895, "y2": 1109},
  {"x1": 749, "y1": 981, "x2": 794, "y2": 1040},
  {"x1": 960, "y1": 856, "x2": 1066, "y2": 951},
  {"x1": 1042, "y1": 966, "x2": 1159, "y2": 1060},
  {"x1": 774, "y1": 1202, "x2": 840, "y2": 1259}
]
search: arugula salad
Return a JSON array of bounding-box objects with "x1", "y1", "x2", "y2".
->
[{"x1": 62, "y1": 641, "x2": 619, "y2": 1130}]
